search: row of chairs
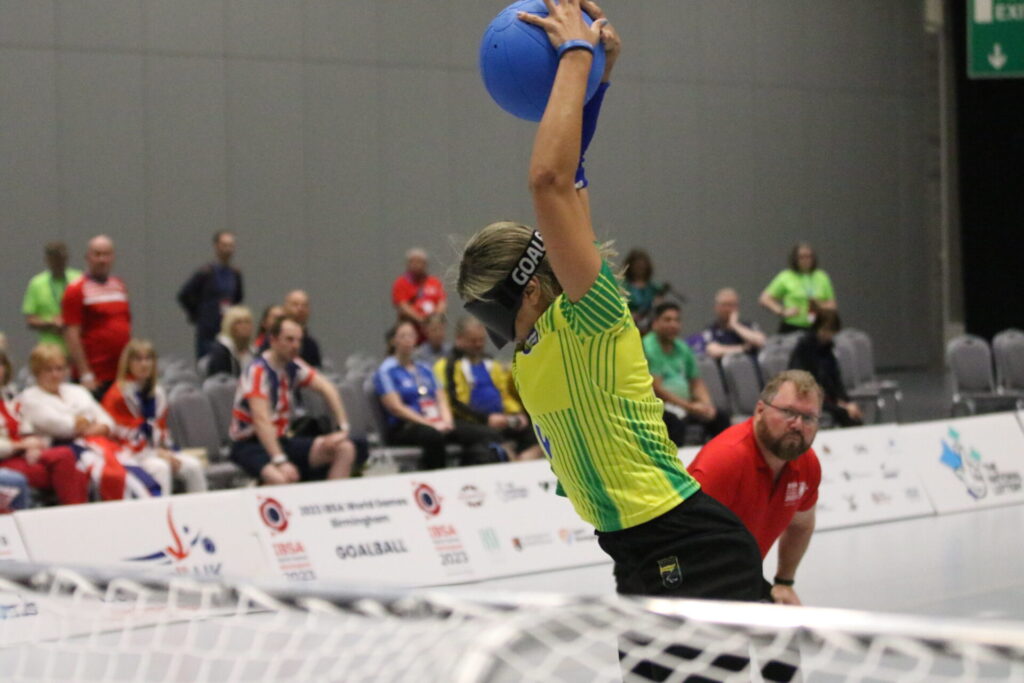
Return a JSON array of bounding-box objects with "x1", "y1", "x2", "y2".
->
[
  {"x1": 947, "y1": 330, "x2": 1024, "y2": 415},
  {"x1": 702, "y1": 329, "x2": 902, "y2": 426},
  {"x1": 164, "y1": 360, "x2": 432, "y2": 485}
]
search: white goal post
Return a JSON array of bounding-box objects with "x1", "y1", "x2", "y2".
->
[{"x1": 1, "y1": 561, "x2": 1023, "y2": 682}]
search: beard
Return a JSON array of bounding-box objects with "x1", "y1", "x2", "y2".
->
[{"x1": 755, "y1": 419, "x2": 808, "y2": 461}]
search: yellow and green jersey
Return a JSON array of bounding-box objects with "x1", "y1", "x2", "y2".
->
[{"x1": 513, "y1": 262, "x2": 700, "y2": 532}]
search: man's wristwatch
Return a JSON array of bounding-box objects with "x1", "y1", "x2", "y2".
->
[
  {"x1": 773, "y1": 576, "x2": 795, "y2": 587},
  {"x1": 271, "y1": 454, "x2": 288, "y2": 466}
]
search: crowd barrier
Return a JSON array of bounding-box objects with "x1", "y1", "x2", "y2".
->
[{"x1": 3, "y1": 411, "x2": 1024, "y2": 587}]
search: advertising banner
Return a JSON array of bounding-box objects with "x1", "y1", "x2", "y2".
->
[
  {"x1": 250, "y1": 460, "x2": 607, "y2": 587},
  {"x1": 439, "y1": 460, "x2": 606, "y2": 582},
  {"x1": 812, "y1": 424, "x2": 935, "y2": 530},
  {"x1": 15, "y1": 491, "x2": 269, "y2": 579},
  {"x1": 0, "y1": 516, "x2": 30, "y2": 563},
  {"x1": 899, "y1": 413, "x2": 1024, "y2": 514},
  {"x1": 249, "y1": 475, "x2": 476, "y2": 586}
]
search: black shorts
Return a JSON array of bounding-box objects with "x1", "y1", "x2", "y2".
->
[
  {"x1": 229, "y1": 436, "x2": 326, "y2": 481},
  {"x1": 596, "y1": 490, "x2": 768, "y2": 602}
]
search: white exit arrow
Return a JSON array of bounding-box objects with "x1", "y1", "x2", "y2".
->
[{"x1": 989, "y1": 43, "x2": 1008, "y2": 70}]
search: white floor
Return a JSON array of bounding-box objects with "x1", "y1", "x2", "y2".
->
[{"x1": 442, "y1": 502, "x2": 1024, "y2": 623}]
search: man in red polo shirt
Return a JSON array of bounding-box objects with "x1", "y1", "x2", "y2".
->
[
  {"x1": 688, "y1": 370, "x2": 822, "y2": 605},
  {"x1": 62, "y1": 235, "x2": 132, "y2": 400},
  {"x1": 391, "y1": 247, "x2": 447, "y2": 341}
]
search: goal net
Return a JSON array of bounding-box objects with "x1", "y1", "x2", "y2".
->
[{"x1": 1, "y1": 561, "x2": 1022, "y2": 682}]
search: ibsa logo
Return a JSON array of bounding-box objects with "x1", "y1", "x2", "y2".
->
[
  {"x1": 413, "y1": 483, "x2": 442, "y2": 516},
  {"x1": 124, "y1": 506, "x2": 220, "y2": 576},
  {"x1": 258, "y1": 496, "x2": 290, "y2": 533}
]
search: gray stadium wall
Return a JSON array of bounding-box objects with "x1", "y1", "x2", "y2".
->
[{"x1": 0, "y1": 1, "x2": 938, "y2": 368}]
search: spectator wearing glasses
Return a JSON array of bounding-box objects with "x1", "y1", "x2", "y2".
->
[{"x1": 687, "y1": 370, "x2": 823, "y2": 606}]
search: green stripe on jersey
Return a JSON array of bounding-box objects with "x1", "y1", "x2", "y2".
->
[{"x1": 513, "y1": 261, "x2": 700, "y2": 532}]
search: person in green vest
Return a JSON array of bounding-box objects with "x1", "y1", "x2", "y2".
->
[
  {"x1": 759, "y1": 242, "x2": 837, "y2": 334},
  {"x1": 22, "y1": 242, "x2": 82, "y2": 350}
]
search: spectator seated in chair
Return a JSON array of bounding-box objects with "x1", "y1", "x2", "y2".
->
[
  {"x1": 374, "y1": 320, "x2": 503, "y2": 470},
  {"x1": 229, "y1": 316, "x2": 355, "y2": 485},
  {"x1": 204, "y1": 305, "x2": 254, "y2": 378},
  {"x1": 0, "y1": 350, "x2": 89, "y2": 507},
  {"x1": 435, "y1": 317, "x2": 542, "y2": 462},
  {"x1": 788, "y1": 310, "x2": 863, "y2": 428},
  {"x1": 700, "y1": 288, "x2": 766, "y2": 362},
  {"x1": 103, "y1": 339, "x2": 208, "y2": 495},
  {"x1": 18, "y1": 343, "x2": 129, "y2": 500},
  {"x1": 643, "y1": 302, "x2": 731, "y2": 445},
  {"x1": 283, "y1": 290, "x2": 322, "y2": 368},
  {"x1": 414, "y1": 313, "x2": 452, "y2": 366}
]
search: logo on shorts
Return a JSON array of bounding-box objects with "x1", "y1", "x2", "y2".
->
[
  {"x1": 413, "y1": 483, "x2": 442, "y2": 516},
  {"x1": 657, "y1": 556, "x2": 682, "y2": 588}
]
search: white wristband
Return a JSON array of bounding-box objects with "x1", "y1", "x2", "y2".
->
[{"x1": 271, "y1": 454, "x2": 288, "y2": 466}]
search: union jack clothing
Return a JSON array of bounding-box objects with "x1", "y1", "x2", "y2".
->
[
  {"x1": 102, "y1": 381, "x2": 172, "y2": 453},
  {"x1": 230, "y1": 353, "x2": 316, "y2": 441}
]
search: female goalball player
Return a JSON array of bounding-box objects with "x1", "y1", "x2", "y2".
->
[{"x1": 458, "y1": 0, "x2": 764, "y2": 601}]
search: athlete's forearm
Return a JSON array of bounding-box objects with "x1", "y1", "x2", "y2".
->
[{"x1": 776, "y1": 520, "x2": 814, "y2": 581}]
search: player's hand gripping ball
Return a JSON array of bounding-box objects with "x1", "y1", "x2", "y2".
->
[{"x1": 480, "y1": 0, "x2": 606, "y2": 121}]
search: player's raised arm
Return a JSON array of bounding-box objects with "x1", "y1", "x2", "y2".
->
[{"x1": 518, "y1": 0, "x2": 606, "y2": 302}]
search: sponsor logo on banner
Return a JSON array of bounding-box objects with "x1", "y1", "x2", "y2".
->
[
  {"x1": 0, "y1": 599, "x2": 38, "y2": 621},
  {"x1": 256, "y1": 496, "x2": 317, "y2": 581},
  {"x1": 258, "y1": 497, "x2": 290, "y2": 533},
  {"x1": 940, "y1": 427, "x2": 1023, "y2": 500},
  {"x1": 428, "y1": 524, "x2": 470, "y2": 573},
  {"x1": 413, "y1": 483, "x2": 442, "y2": 516},
  {"x1": 496, "y1": 481, "x2": 529, "y2": 502},
  {"x1": 558, "y1": 528, "x2": 596, "y2": 545},
  {"x1": 124, "y1": 506, "x2": 221, "y2": 576},
  {"x1": 336, "y1": 539, "x2": 409, "y2": 559},
  {"x1": 538, "y1": 478, "x2": 558, "y2": 493},
  {"x1": 271, "y1": 540, "x2": 316, "y2": 581},
  {"x1": 458, "y1": 484, "x2": 485, "y2": 507},
  {"x1": 479, "y1": 527, "x2": 501, "y2": 553},
  {"x1": 511, "y1": 533, "x2": 553, "y2": 551}
]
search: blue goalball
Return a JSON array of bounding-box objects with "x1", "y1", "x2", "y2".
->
[{"x1": 479, "y1": 0, "x2": 606, "y2": 122}]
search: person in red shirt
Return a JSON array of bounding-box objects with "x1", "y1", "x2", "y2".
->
[
  {"x1": 62, "y1": 235, "x2": 132, "y2": 400},
  {"x1": 391, "y1": 248, "x2": 447, "y2": 341},
  {"x1": 688, "y1": 370, "x2": 823, "y2": 605}
]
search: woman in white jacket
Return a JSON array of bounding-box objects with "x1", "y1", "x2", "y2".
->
[
  {"x1": 18, "y1": 344, "x2": 127, "y2": 500},
  {"x1": 102, "y1": 340, "x2": 207, "y2": 495}
]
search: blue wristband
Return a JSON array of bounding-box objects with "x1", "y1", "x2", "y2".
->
[
  {"x1": 557, "y1": 39, "x2": 594, "y2": 59},
  {"x1": 575, "y1": 82, "x2": 610, "y2": 190}
]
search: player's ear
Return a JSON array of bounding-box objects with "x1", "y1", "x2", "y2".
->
[{"x1": 523, "y1": 277, "x2": 541, "y2": 303}]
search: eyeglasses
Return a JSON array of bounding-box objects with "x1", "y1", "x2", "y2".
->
[{"x1": 764, "y1": 402, "x2": 820, "y2": 426}]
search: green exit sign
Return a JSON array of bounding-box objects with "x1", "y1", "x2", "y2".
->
[{"x1": 969, "y1": 0, "x2": 1024, "y2": 78}]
